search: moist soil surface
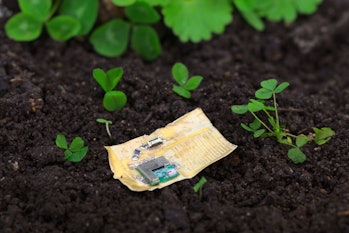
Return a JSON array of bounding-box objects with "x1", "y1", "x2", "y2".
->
[{"x1": 1, "y1": 1, "x2": 349, "y2": 232}]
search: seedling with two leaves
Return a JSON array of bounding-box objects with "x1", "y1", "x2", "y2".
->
[
  {"x1": 172, "y1": 62, "x2": 203, "y2": 99},
  {"x1": 231, "y1": 79, "x2": 335, "y2": 164},
  {"x1": 96, "y1": 118, "x2": 113, "y2": 139},
  {"x1": 55, "y1": 134, "x2": 88, "y2": 162},
  {"x1": 93, "y1": 67, "x2": 127, "y2": 112}
]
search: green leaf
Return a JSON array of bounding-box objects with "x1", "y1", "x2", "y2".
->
[
  {"x1": 55, "y1": 134, "x2": 68, "y2": 150},
  {"x1": 260, "y1": 79, "x2": 278, "y2": 90},
  {"x1": 247, "y1": 99, "x2": 266, "y2": 112},
  {"x1": 172, "y1": 63, "x2": 189, "y2": 86},
  {"x1": 240, "y1": 10, "x2": 265, "y2": 31},
  {"x1": 19, "y1": 0, "x2": 51, "y2": 21},
  {"x1": 142, "y1": 0, "x2": 170, "y2": 6},
  {"x1": 255, "y1": 87, "x2": 273, "y2": 99},
  {"x1": 249, "y1": 119, "x2": 261, "y2": 130},
  {"x1": 241, "y1": 123, "x2": 253, "y2": 132},
  {"x1": 96, "y1": 118, "x2": 112, "y2": 124},
  {"x1": 65, "y1": 146, "x2": 88, "y2": 162},
  {"x1": 64, "y1": 150, "x2": 73, "y2": 160},
  {"x1": 295, "y1": 0, "x2": 322, "y2": 14},
  {"x1": 60, "y1": 0, "x2": 99, "y2": 35},
  {"x1": 93, "y1": 68, "x2": 109, "y2": 92},
  {"x1": 89, "y1": 19, "x2": 131, "y2": 57},
  {"x1": 274, "y1": 82, "x2": 289, "y2": 93},
  {"x1": 46, "y1": 16, "x2": 81, "y2": 42},
  {"x1": 253, "y1": 129, "x2": 266, "y2": 138},
  {"x1": 193, "y1": 176, "x2": 207, "y2": 192},
  {"x1": 112, "y1": 0, "x2": 136, "y2": 6},
  {"x1": 268, "y1": 117, "x2": 276, "y2": 128},
  {"x1": 287, "y1": 147, "x2": 306, "y2": 164},
  {"x1": 313, "y1": 127, "x2": 335, "y2": 145},
  {"x1": 131, "y1": 25, "x2": 161, "y2": 61},
  {"x1": 5, "y1": 13, "x2": 43, "y2": 41},
  {"x1": 184, "y1": 76, "x2": 203, "y2": 91},
  {"x1": 126, "y1": 1, "x2": 160, "y2": 24},
  {"x1": 231, "y1": 105, "x2": 248, "y2": 114},
  {"x1": 106, "y1": 67, "x2": 123, "y2": 90},
  {"x1": 162, "y1": 0, "x2": 232, "y2": 42},
  {"x1": 296, "y1": 134, "x2": 308, "y2": 147},
  {"x1": 172, "y1": 85, "x2": 191, "y2": 99},
  {"x1": 69, "y1": 137, "x2": 84, "y2": 152},
  {"x1": 234, "y1": 0, "x2": 265, "y2": 31},
  {"x1": 103, "y1": 91, "x2": 127, "y2": 112}
]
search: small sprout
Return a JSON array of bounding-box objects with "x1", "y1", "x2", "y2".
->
[
  {"x1": 96, "y1": 118, "x2": 113, "y2": 139},
  {"x1": 193, "y1": 176, "x2": 207, "y2": 200},
  {"x1": 232, "y1": 78, "x2": 335, "y2": 164},
  {"x1": 55, "y1": 134, "x2": 88, "y2": 162},
  {"x1": 172, "y1": 62, "x2": 203, "y2": 99},
  {"x1": 92, "y1": 67, "x2": 127, "y2": 112}
]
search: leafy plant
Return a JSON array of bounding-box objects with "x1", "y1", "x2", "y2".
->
[
  {"x1": 172, "y1": 62, "x2": 203, "y2": 99},
  {"x1": 93, "y1": 67, "x2": 127, "y2": 112},
  {"x1": 5, "y1": 0, "x2": 98, "y2": 42},
  {"x1": 233, "y1": 0, "x2": 323, "y2": 31},
  {"x1": 96, "y1": 118, "x2": 113, "y2": 139},
  {"x1": 231, "y1": 79, "x2": 335, "y2": 164},
  {"x1": 90, "y1": 1, "x2": 161, "y2": 61},
  {"x1": 162, "y1": 0, "x2": 233, "y2": 42},
  {"x1": 55, "y1": 134, "x2": 88, "y2": 162},
  {"x1": 193, "y1": 176, "x2": 207, "y2": 200}
]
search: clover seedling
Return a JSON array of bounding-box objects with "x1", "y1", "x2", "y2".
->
[
  {"x1": 5, "y1": 0, "x2": 98, "y2": 42},
  {"x1": 96, "y1": 118, "x2": 112, "y2": 139},
  {"x1": 193, "y1": 176, "x2": 207, "y2": 200},
  {"x1": 55, "y1": 134, "x2": 88, "y2": 162},
  {"x1": 172, "y1": 62, "x2": 203, "y2": 99},
  {"x1": 93, "y1": 67, "x2": 127, "y2": 112},
  {"x1": 232, "y1": 79, "x2": 335, "y2": 164},
  {"x1": 90, "y1": 1, "x2": 161, "y2": 61}
]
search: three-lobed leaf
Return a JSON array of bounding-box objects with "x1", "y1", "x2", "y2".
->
[{"x1": 247, "y1": 99, "x2": 266, "y2": 112}]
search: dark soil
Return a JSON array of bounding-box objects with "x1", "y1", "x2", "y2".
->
[{"x1": 1, "y1": 1, "x2": 349, "y2": 232}]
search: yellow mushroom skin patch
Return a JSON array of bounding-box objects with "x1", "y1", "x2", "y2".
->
[{"x1": 106, "y1": 108, "x2": 237, "y2": 191}]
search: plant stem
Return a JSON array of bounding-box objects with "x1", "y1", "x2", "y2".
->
[
  {"x1": 47, "y1": 0, "x2": 62, "y2": 20},
  {"x1": 273, "y1": 92, "x2": 280, "y2": 128},
  {"x1": 105, "y1": 123, "x2": 112, "y2": 139},
  {"x1": 250, "y1": 111, "x2": 274, "y2": 134}
]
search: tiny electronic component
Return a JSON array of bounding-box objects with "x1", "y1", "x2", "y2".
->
[
  {"x1": 136, "y1": 156, "x2": 179, "y2": 186},
  {"x1": 132, "y1": 137, "x2": 164, "y2": 161}
]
